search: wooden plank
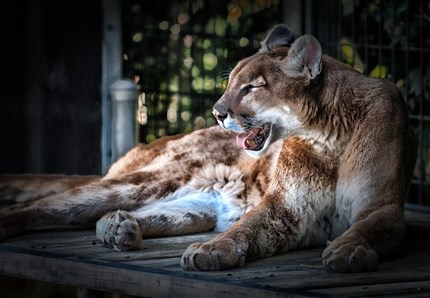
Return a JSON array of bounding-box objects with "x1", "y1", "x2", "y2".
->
[
  {"x1": 0, "y1": 247, "x2": 302, "y2": 298},
  {"x1": 234, "y1": 249, "x2": 430, "y2": 291},
  {"x1": 123, "y1": 241, "x2": 430, "y2": 293},
  {"x1": 3, "y1": 231, "x2": 216, "y2": 261},
  {"x1": 5, "y1": 230, "x2": 215, "y2": 250},
  {"x1": 308, "y1": 280, "x2": 430, "y2": 297},
  {"x1": 0, "y1": 210, "x2": 429, "y2": 297}
]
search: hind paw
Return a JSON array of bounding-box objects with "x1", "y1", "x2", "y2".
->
[{"x1": 96, "y1": 210, "x2": 143, "y2": 251}]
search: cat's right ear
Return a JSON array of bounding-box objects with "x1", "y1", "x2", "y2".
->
[
  {"x1": 281, "y1": 35, "x2": 322, "y2": 81},
  {"x1": 260, "y1": 24, "x2": 297, "y2": 52}
]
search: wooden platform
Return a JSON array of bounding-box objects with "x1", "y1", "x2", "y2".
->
[{"x1": 1, "y1": 210, "x2": 430, "y2": 297}]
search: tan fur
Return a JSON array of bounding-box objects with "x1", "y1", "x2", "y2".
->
[{"x1": 0, "y1": 25, "x2": 416, "y2": 273}]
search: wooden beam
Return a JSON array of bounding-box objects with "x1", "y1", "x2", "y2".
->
[{"x1": 0, "y1": 247, "x2": 287, "y2": 298}]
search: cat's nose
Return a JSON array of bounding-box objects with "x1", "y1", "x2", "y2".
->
[{"x1": 212, "y1": 109, "x2": 228, "y2": 122}]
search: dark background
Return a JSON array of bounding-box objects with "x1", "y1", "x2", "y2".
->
[{"x1": 0, "y1": 0, "x2": 102, "y2": 175}]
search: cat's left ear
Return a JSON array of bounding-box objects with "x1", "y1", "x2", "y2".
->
[
  {"x1": 281, "y1": 34, "x2": 322, "y2": 80},
  {"x1": 260, "y1": 24, "x2": 297, "y2": 52}
]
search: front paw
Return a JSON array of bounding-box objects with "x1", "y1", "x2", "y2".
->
[
  {"x1": 322, "y1": 239, "x2": 378, "y2": 273},
  {"x1": 96, "y1": 210, "x2": 143, "y2": 251},
  {"x1": 180, "y1": 238, "x2": 247, "y2": 271}
]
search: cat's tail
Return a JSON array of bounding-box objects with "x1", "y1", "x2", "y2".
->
[{"x1": 0, "y1": 174, "x2": 99, "y2": 207}]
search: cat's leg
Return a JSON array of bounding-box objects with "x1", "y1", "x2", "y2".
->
[
  {"x1": 180, "y1": 140, "x2": 337, "y2": 271},
  {"x1": 180, "y1": 195, "x2": 301, "y2": 271},
  {"x1": 322, "y1": 203, "x2": 404, "y2": 273},
  {"x1": 96, "y1": 192, "x2": 219, "y2": 251},
  {"x1": 322, "y1": 118, "x2": 416, "y2": 273},
  {"x1": 0, "y1": 170, "x2": 185, "y2": 241},
  {"x1": 97, "y1": 164, "x2": 247, "y2": 251}
]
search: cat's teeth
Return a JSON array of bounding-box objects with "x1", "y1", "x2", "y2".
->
[{"x1": 245, "y1": 139, "x2": 256, "y2": 148}]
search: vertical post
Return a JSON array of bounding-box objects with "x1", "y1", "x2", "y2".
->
[
  {"x1": 305, "y1": 0, "x2": 314, "y2": 34},
  {"x1": 110, "y1": 79, "x2": 138, "y2": 162},
  {"x1": 282, "y1": 0, "x2": 304, "y2": 34},
  {"x1": 102, "y1": 0, "x2": 122, "y2": 174}
]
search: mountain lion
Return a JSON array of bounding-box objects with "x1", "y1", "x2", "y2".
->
[{"x1": 0, "y1": 25, "x2": 416, "y2": 273}]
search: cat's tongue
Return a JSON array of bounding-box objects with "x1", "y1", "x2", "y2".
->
[{"x1": 236, "y1": 127, "x2": 262, "y2": 150}]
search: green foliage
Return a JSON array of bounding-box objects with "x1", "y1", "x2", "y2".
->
[
  {"x1": 123, "y1": 0, "x2": 282, "y2": 143},
  {"x1": 339, "y1": 37, "x2": 364, "y2": 72},
  {"x1": 337, "y1": 0, "x2": 430, "y2": 111}
]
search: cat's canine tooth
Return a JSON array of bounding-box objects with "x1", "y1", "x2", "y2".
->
[{"x1": 245, "y1": 139, "x2": 256, "y2": 148}]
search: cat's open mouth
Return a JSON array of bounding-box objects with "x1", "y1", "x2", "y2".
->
[{"x1": 236, "y1": 123, "x2": 272, "y2": 151}]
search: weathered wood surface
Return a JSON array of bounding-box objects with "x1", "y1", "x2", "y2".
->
[{"x1": 0, "y1": 210, "x2": 429, "y2": 297}]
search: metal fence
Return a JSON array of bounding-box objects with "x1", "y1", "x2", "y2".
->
[
  {"x1": 122, "y1": 0, "x2": 283, "y2": 143},
  {"x1": 309, "y1": 0, "x2": 430, "y2": 209}
]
